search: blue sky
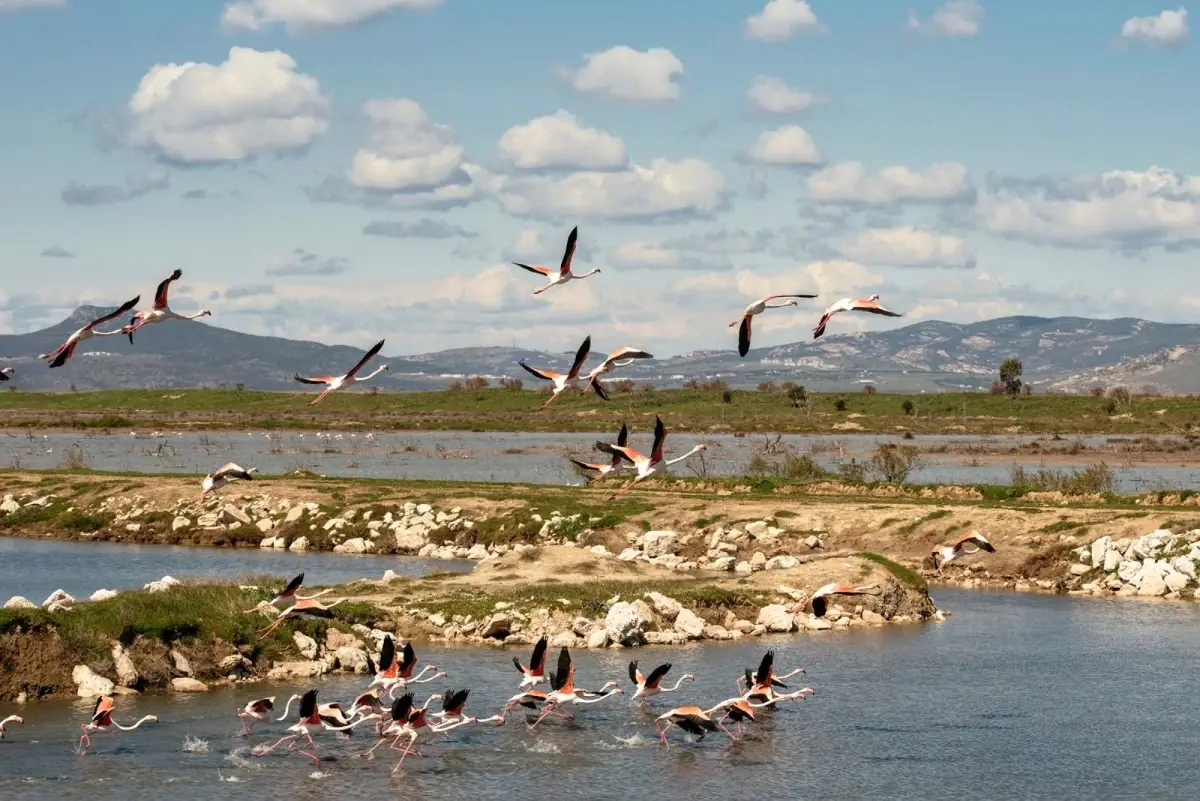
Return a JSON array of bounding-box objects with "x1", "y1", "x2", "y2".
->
[{"x1": 2, "y1": 1, "x2": 1198, "y2": 356}]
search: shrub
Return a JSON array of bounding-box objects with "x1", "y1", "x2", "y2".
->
[
  {"x1": 757, "y1": 381, "x2": 777, "y2": 393},
  {"x1": 722, "y1": 389, "x2": 734, "y2": 404},
  {"x1": 833, "y1": 397, "x2": 847, "y2": 412},
  {"x1": 1010, "y1": 462, "x2": 1117, "y2": 494},
  {"x1": 901, "y1": 399, "x2": 915, "y2": 416},
  {"x1": 464, "y1": 376, "x2": 490, "y2": 390},
  {"x1": 445, "y1": 380, "x2": 464, "y2": 391},
  {"x1": 1090, "y1": 386, "x2": 1105, "y2": 397},
  {"x1": 999, "y1": 357, "x2": 1023, "y2": 397},
  {"x1": 498, "y1": 377, "x2": 523, "y2": 390},
  {"x1": 786, "y1": 385, "x2": 808, "y2": 408},
  {"x1": 610, "y1": 378, "x2": 635, "y2": 393},
  {"x1": 869, "y1": 443, "x2": 924, "y2": 483},
  {"x1": 863, "y1": 384, "x2": 877, "y2": 395}
]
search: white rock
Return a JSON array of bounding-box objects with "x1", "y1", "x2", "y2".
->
[
  {"x1": 1090, "y1": 536, "x2": 1110, "y2": 570},
  {"x1": 756, "y1": 604, "x2": 795, "y2": 633},
  {"x1": 765, "y1": 555, "x2": 799, "y2": 571},
  {"x1": 334, "y1": 647, "x2": 372, "y2": 674},
  {"x1": 0, "y1": 498, "x2": 19, "y2": 514},
  {"x1": 255, "y1": 518, "x2": 274, "y2": 533},
  {"x1": 89, "y1": 589, "x2": 118, "y2": 602},
  {"x1": 744, "y1": 521, "x2": 769, "y2": 537},
  {"x1": 604, "y1": 601, "x2": 645, "y2": 646},
  {"x1": 285, "y1": 505, "x2": 305, "y2": 524},
  {"x1": 749, "y1": 551, "x2": 767, "y2": 570},
  {"x1": 616, "y1": 547, "x2": 642, "y2": 561},
  {"x1": 549, "y1": 631, "x2": 578, "y2": 648},
  {"x1": 466, "y1": 543, "x2": 490, "y2": 560},
  {"x1": 1171, "y1": 556, "x2": 1197, "y2": 580},
  {"x1": 334, "y1": 537, "x2": 369, "y2": 554},
  {"x1": 416, "y1": 503, "x2": 432, "y2": 515},
  {"x1": 266, "y1": 661, "x2": 328, "y2": 681},
  {"x1": 293, "y1": 631, "x2": 319, "y2": 660},
  {"x1": 733, "y1": 561, "x2": 753, "y2": 574},
  {"x1": 394, "y1": 529, "x2": 426, "y2": 553},
  {"x1": 144, "y1": 575, "x2": 181, "y2": 593},
  {"x1": 673, "y1": 608, "x2": 706, "y2": 639},
  {"x1": 1164, "y1": 569, "x2": 1189, "y2": 593},
  {"x1": 586, "y1": 628, "x2": 609, "y2": 649},
  {"x1": 288, "y1": 537, "x2": 310, "y2": 552},
  {"x1": 41, "y1": 589, "x2": 75, "y2": 609},
  {"x1": 170, "y1": 649, "x2": 193, "y2": 676},
  {"x1": 800, "y1": 615, "x2": 833, "y2": 631},
  {"x1": 72, "y1": 665, "x2": 115, "y2": 698},
  {"x1": 1103, "y1": 549, "x2": 1121, "y2": 573},
  {"x1": 171, "y1": 677, "x2": 209, "y2": 692},
  {"x1": 259, "y1": 536, "x2": 277, "y2": 549},
  {"x1": 861, "y1": 609, "x2": 886, "y2": 624},
  {"x1": 645, "y1": 592, "x2": 682, "y2": 621},
  {"x1": 1135, "y1": 565, "x2": 1168, "y2": 596},
  {"x1": 644, "y1": 630, "x2": 688, "y2": 645},
  {"x1": 642, "y1": 530, "x2": 678, "y2": 558},
  {"x1": 1069, "y1": 563, "x2": 1091, "y2": 576},
  {"x1": 1117, "y1": 560, "x2": 1141, "y2": 583},
  {"x1": 220, "y1": 505, "x2": 250, "y2": 525},
  {"x1": 172, "y1": 516, "x2": 191, "y2": 532},
  {"x1": 111, "y1": 643, "x2": 139, "y2": 688},
  {"x1": 702, "y1": 624, "x2": 734, "y2": 640},
  {"x1": 804, "y1": 535, "x2": 823, "y2": 549}
]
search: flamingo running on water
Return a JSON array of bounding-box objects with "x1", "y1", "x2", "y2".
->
[
  {"x1": 512, "y1": 635, "x2": 549, "y2": 689},
  {"x1": 39, "y1": 296, "x2": 140, "y2": 368},
  {"x1": 529, "y1": 647, "x2": 622, "y2": 729},
  {"x1": 729, "y1": 294, "x2": 818, "y2": 357},
  {"x1": 236, "y1": 697, "x2": 275, "y2": 736},
  {"x1": 595, "y1": 416, "x2": 708, "y2": 500},
  {"x1": 121, "y1": 269, "x2": 212, "y2": 342},
  {"x1": 241, "y1": 572, "x2": 333, "y2": 613},
  {"x1": 518, "y1": 335, "x2": 591, "y2": 409},
  {"x1": 0, "y1": 368, "x2": 13, "y2": 381},
  {"x1": 737, "y1": 650, "x2": 808, "y2": 700},
  {"x1": 654, "y1": 706, "x2": 731, "y2": 744},
  {"x1": 513, "y1": 226, "x2": 600, "y2": 295},
  {"x1": 370, "y1": 636, "x2": 445, "y2": 697},
  {"x1": 579, "y1": 346, "x2": 653, "y2": 399},
  {"x1": 347, "y1": 690, "x2": 385, "y2": 722},
  {"x1": 629, "y1": 661, "x2": 695, "y2": 702},
  {"x1": 568, "y1": 423, "x2": 629, "y2": 485},
  {"x1": 812, "y1": 294, "x2": 902, "y2": 339},
  {"x1": 201, "y1": 462, "x2": 257, "y2": 500},
  {"x1": 256, "y1": 596, "x2": 346, "y2": 640},
  {"x1": 362, "y1": 692, "x2": 448, "y2": 773},
  {"x1": 931, "y1": 531, "x2": 996, "y2": 575},
  {"x1": 294, "y1": 338, "x2": 388, "y2": 406},
  {"x1": 0, "y1": 714, "x2": 23, "y2": 739},
  {"x1": 497, "y1": 688, "x2": 549, "y2": 721},
  {"x1": 77, "y1": 696, "x2": 158, "y2": 754},
  {"x1": 430, "y1": 688, "x2": 504, "y2": 729},
  {"x1": 788, "y1": 582, "x2": 881, "y2": 617},
  {"x1": 255, "y1": 689, "x2": 378, "y2": 763}
]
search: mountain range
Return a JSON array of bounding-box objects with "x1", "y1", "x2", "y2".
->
[{"x1": 2, "y1": 306, "x2": 1200, "y2": 393}]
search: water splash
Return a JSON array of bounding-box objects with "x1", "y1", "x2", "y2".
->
[
  {"x1": 523, "y1": 740, "x2": 560, "y2": 754},
  {"x1": 225, "y1": 747, "x2": 262, "y2": 770},
  {"x1": 598, "y1": 733, "x2": 650, "y2": 749},
  {"x1": 182, "y1": 735, "x2": 210, "y2": 753}
]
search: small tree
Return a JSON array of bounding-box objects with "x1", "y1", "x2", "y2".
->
[
  {"x1": 786, "y1": 385, "x2": 808, "y2": 409},
  {"x1": 862, "y1": 384, "x2": 877, "y2": 395},
  {"x1": 464, "y1": 376, "x2": 490, "y2": 390},
  {"x1": 901, "y1": 399, "x2": 915, "y2": 416},
  {"x1": 757, "y1": 381, "x2": 777, "y2": 393},
  {"x1": 999, "y1": 358, "x2": 1023, "y2": 398},
  {"x1": 833, "y1": 397, "x2": 847, "y2": 411},
  {"x1": 722, "y1": 389, "x2": 734, "y2": 404}
]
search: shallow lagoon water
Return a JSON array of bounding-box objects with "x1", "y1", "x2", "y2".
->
[{"x1": 2, "y1": 590, "x2": 1198, "y2": 800}]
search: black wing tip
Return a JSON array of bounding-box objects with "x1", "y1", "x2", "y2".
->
[{"x1": 170, "y1": 268, "x2": 182, "y2": 279}]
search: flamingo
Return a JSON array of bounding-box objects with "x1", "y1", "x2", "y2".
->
[
  {"x1": 513, "y1": 226, "x2": 600, "y2": 295},
  {"x1": 579, "y1": 346, "x2": 653, "y2": 399},
  {"x1": 737, "y1": 651, "x2": 807, "y2": 698},
  {"x1": 498, "y1": 687, "x2": 549, "y2": 720},
  {"x1": 628, "y1": 661, "x2": 694, "y2": 702},
  {"x1": 529, "y1": 647, "x2": 622, "y2": 729},
  {"x1": 931, "y1": 531, "x2": 997, "y2": 575},
  {"x1": 201, "y1": 462, "x2": 257, "y2": 500},
  {"x1": 77, "y1": 696, "x2": 158, "y2": 754},
  {"x1": 729, "y1": 294, "x2": 818, "y2": 357},
  {"x1": 347, "y1": 690, "x2": 385, "y2": 721},
  {"x1": 705, "y1": 694, "x2": 806, "y2": 737},
  {"x1": 256, "y1": 596, "x2": 346, "y2": 640},
  {"x1": 812, "y1": 294, "x2": 902, "y2": 339},
  {"x1": 518, "y1": 335, "x2": 591, "y2": 409},
  {"x1": 362, "y1": 692, "x2": 445, "y2": 773},
  {"x1": 430, "y1": 688, "x2": 504, "y2": 729},
  {"x1": 241, "y1": 572, "x2": 333, "y2": 613},
  {"x1": 236, "y1": 697, "x2": 275, "y2": 736},
  {"x1": 594, "y1": 416, "x2": 708, "y2": 500},
  {"x1": 38, "y1": 296, "x2": 140, "y2": 368},
  {"x1": 654, "y1": 706, "x2": 731, "y2": 744},
  {"x1": 788, "y1": 583, "x2": 881, "y2": 617},
  {"x1": 512, "y1": 635, "x2": 549, "y2": 689},
  {"x1": 121, "y1": 269, "x2": 212, "y2": 342},
  {"x1": 0, "y1": 714, "x2": 22, "y2": 739},
  {"x1": 568, "y1": 423, "x2": 629, "y2": 484},
  {"x1": 0, "y1": 368, "x2": 13, "y2": 381},
  {"x1": 294, "y1": 338, "x2": 388, "y2": 406},
  {"x1": 370, "y1": 636, "x2": 444, "y2": 696},
  {"x1": 254, "y1": 689, "x2": 378, "y2": 763}
]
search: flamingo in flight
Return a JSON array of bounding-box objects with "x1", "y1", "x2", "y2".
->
[
  {"x1": 77, "y1": 696, "x2": 158, "y2": 754},
  {"x1": 38, "y1": 296, "x2": 139, "y2": 368},
  {"x1": 241, "y1": 572, "x2": 333, "y2": 613},
  {"x1": 121, "y1": 269, "x2": 212, "y2": 342},
  {"x1": 568, "y1": 423, "x2": 629, "y2": 484},
  {"x1": 738, "y1": 650, "x2": 808, "y2": 700},
  {"x1": 0, "y1": 714, "x2": 22, "y2": 739},
  {"x1": 255, "y1": 689, "x2": 378, "y2": 763},
  {"x1": 364, "y1": 692, "x2": 462, "y2": 774},
  {"x1": 430, "y1": 688, "x2": 503, "y2": 728},
  {"x1": 629, "y1": 661, "x2": 695, "y2": 702},
  {"x1": 595, "y1": 416, "x2": 708, "y2": 500},
  {"x1": 201, "y1": 462, "x2": 256, "y2": 500},
  {"x1": 370, "y1": 636, "x2": 444, "y2": 696},
  {"x1": 789, "y1": 582, "x2": 881, "y2": 617},
  {"x1": 529, "y1": 647, "x2": 622, "y2": 729},
  {"x1": 497, "y1": 688, "x2": 550, "y2": 721},
  {"x1": 513, "y1": 226, "x2": 600, "y2": 295},
  {"x1": 931, "y1": 531, "x2": 996, "y2": 575},
  {"x1": 236, "y1": 696, "x2": 275, "y2": 736},
  {"x1": 347, "y1": 689, "x2": 386, "y2": 722},
  {"x1": 294, "y1": 338, "x2": 388, "y2": 406},
  {"x1": 518, "y1": 335, "x2": 591, "y2": 409},
  {"x1": 812, "y1": 294, "x2": 902, "y2": 339},
  {"x1": 730, "y1": 294, "x2": 818, "y2": 357},
  {"x1": 512, "y1": 635, "x2": 549, "y2": 689},
  {"x1": 256, "y1": 596, "x2": 347, "y2": 640},
  {"x1": 579, "y1": 346, "x2": 653, "y2": 399},
  {"x1": 654, "y1": 705, "x2": 731, "y2": 744},
  {"x1": 0, "y1": 368, "x2": 13, "y2": 381}
]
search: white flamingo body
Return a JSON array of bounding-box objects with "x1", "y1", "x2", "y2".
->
[
  {"x1": 77, "y1": 696, "x2": 157, "y2": 753},
  {"x1": 201, "y1": 462, "x2": 257, "y2": 498},
  {"x1": 519, "y1": 335, "x2": 591, "y2": 409},
  {"x1": 0, "y1": 368, "x2": 12, "y2": 381},
  {"x1": 595, "y1": 416, "x2": 708, "y2": 499},
  {"x1": 237, "y1": 697, "x2": 275, "y2": 736},
  {"x1": 813, "y1": 294, "x2": 902, "y2": 339},
  {"x1": 40, "y1": 296, "x2": 140, "y2": 367},
  {"x1": 579, "y1": 346, "x2": 653, "y2": 399},
  {"x1": 629, "y1": 660, "x2": 695, "y2": 701},
  {"x1": 0, "y1": 714, "x2": 23, "y2": 739},
  {"x1": 256, "y1": 690, "x2": 378, "y2": 763},
  {"x1": 121, "y1": 270, "x2": 211, "y2": 341},
  {"x1": 730, "y1": 294, "x2": 818, "y2": 357},
  {"x1": 932, "y1": 530, "x2": 996, "y2": 574},
  {"x1": 513, "y1": 226, "x2": 600, "y2": 295},
  {"x1": 788, "y1": 583, "x2": 881, "y2": 617},
  {"x1": 569, "y1": 423, "x2": 632, "y2": 484},
  {"x1": 294, "y1": 339, "x2": 388, "y2": 406},
  {"x1": 529, "y1": 648, "x2": 622, "y2": 729}
]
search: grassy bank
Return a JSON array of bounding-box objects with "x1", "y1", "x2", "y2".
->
[{"x1": 1, "y1": 386, "x2": 1198, "y2": 434}]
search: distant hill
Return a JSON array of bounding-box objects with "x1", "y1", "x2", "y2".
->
[{"x1": 1, "y1": 306, "x2": 1199, "y2": 393}]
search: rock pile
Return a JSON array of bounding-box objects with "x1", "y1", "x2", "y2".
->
[{"x1": 1070, "y1": 529, "x2": 1200, "y2": 599}]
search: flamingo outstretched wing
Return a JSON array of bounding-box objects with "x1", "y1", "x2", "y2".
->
[
  {"x1": 559, "y1": 226, "x2": 578, "y2": 276},
  {"x1": 345, "y1": 339, "x2": 385, "y2": 379},
  {"x1": 153, "y1": 269, "x2": 183, "y2": 310}
]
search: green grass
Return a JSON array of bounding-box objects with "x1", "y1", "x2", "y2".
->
[
  {"x1": 857, "y1": 551, "x2": 928, "y2": 590},
  {"x1": 3, "y1": 387, "x2": 1199, "y2": 434},
  {"x1": 896, "y1": 508, "x2": 953, "y2": 535},
  {"x1": 1040, "y1": 520, "x2": 1088, "y2": 534}
]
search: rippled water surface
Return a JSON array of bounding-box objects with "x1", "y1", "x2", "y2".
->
[
  {"x1": 2, "y1": 590, "x2": 1198, "y2": 800},
  {"x1": 0, "y1": 537, "x2": 470, "y2": 603}
]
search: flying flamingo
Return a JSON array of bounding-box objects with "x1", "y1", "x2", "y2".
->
[
  {"x1": 255, "y1": 689, "x2": 378, "y2": 763},
  {"x1": 529, "y1": 647, "x2": 622, "y2": 729},
  {"x1": 628, "y1": 661, "x2": 695, "y2": 702},
  {"x1": 579, "y1": 346, "x2": 653, "y2": 399},
  {"x1": 201, "y1": 462, "x2": 257, "y2": 500},
  {"x1": 654, "y1": 706, "x2": 730, "y2": 744},
  {"x1": 595, "y1": 416, "x2": 708, "y2": 500},
  {"x1": 362, "y1": 692, "x2": 448, "y2": 773},
  {"x1": 737, "y1": 650, "x2": 807, "y2": 698},
  {"x1": 512, "y1": 635, "x2": 549, "y2": 689},
  {"x1": 568, "y1": 423, "x2": 629, "y2": 484},
  {"x1": 294, "y1": 338, "x2": 388, "y2": 406},
  {"x1": 0, "y1": 714, "x2": 22, "y2": 739},
  {"x1": 931, "y1": 531, "x2": 996, "y2": 575},
  {"x1": 347, "y1": 690, "x2": 385, "y2": 721},
  {"x1": 812, "y1": 294, "x2": 902, "y2": 339},
  {"x1": 497, "y1": 688, "x2": 549, "y2": 721},
  {"x1": 788, "y1": 583, "x2": 881, "y2": 617},
  {"x1": 518, "y1": 335, "x2": 591, "y2": 409},
  {"x1": 241, "y1": 572, "x2": 333, "y2": 613},
  {"x1": 256, "y1": 596, "x2": 346, "y2": 640},
  {"x1": 370, "y1": 636, "x2": 444, "y2": 696},
  {"x1": 0, "y1": 368, "x2": 13, "y2": 381},
  {"x1": 38, "y1": 296, "x2": 139, "y2": 368},
  {"x1": 121, "y1": 269, "x2": 212, "y2": 342},
  {"x1": 513, "y1": 226, "x2": 600, "y2": 295},
  {"x1": 236, "y1": 697, "x2": 275, "y2": 736},
  {"x1": 729, "y1": 294, "x2": 818, "y2": 357},
  {"x1": 77, "y1": 696, "x2": 158, "y2": 754},
  {"x1": 430, "y1": 688, "x2": 504, "y2": 728},
  {"x1": 705, "y1": 695, "x2": 805, "y2": 737}
]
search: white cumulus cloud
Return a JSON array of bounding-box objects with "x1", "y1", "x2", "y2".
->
[
  {"x1": 128, "y1": 47, "x2": 331, "y2": 164},
  {"x1": 746, "y1": 75, "x2": 823, "y2": 114},
  {"x1": 220, "y1": 0, "x2": 441, "y2": 34},
  {"x1": 497, "y1": 110, "x2": 627, "y2": 171},
  {"x1": 809, "y1": 161, "x2": 976, "y2": 205},
  {"x1": 842, "y1": 226, "x2": 976, "y2": 268},
  {"x1": 745, "y1": 0, "x2": 824, "y2": 41},
  {"x1": 563, "y1": 45, "x2": 683, "y2": 105},
  {"x1": 348, "y1": 98, "x2": 468, "y2": 192},
  {"x1": 1119, "y1": 7, "x2": 1189, "y2": 48},
  {"x1": 746, "y1": 125, "x2": 823, "y2": 166},
  {"x1": 906, "y1": 0, "x2": 984, "y2": 39}
]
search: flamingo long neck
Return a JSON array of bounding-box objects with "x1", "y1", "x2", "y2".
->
[
  {"x1": 664, "y1": 446, "x2": 705, "y2": 466},
  {"x1": 577, "y1": 268, "x2": 601, "y2": 278},
  {"x1": 1, "y1": 715, "x2": 20, "y2": 727},
  {"x1": 326, "y1": 713, "x2": 380, "y2": 732},
  {"x1": 171, "y1": 310, "x2": 208, "y2": 321},
  {"x1": 276, "y1": 694, "x2": 302, "y2": 721},
  {"x1": 574, "y1": 688, "x2": 619, "y2": 704},
  {"x1": 295, "y1": 588, "x2": 333, "y2": 601},
  {"x1": 661, "y1": 676, "x2": 690, "y2": 692},
  {"x1": 322, "y1": 597, "x2": 347, "y2": 610},
  {"x1": 91, "y1": 328, "x2": 124, "y2": 337},
  {"x1": 357, "y1": 366, "x2": 387, "y2": 382},
  {"x1": 114, "y1": 716, "x2": 156, "y2": 731},
  {"x1": 430, "y1": 716, "x2": 476, "y2": 733}
]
